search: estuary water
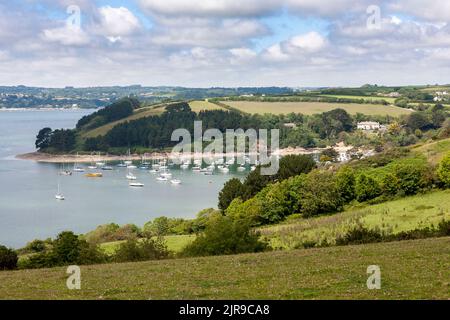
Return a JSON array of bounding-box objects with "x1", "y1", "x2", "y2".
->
[{"x1": 0, "y1": 110, "x2": 245, "y2": 248}]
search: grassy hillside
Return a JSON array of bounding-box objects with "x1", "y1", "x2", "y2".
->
[
  {"x1": 82, "y1": 101, "x2": 225, "y2": 138},
  {"x1": 260, "y1": 190, "x2": 450, "y2": 249},
  {"x1": 1, "y1": 237, "x2": 448, "y2": 299},
  {"x1": 220, "y1": 101, "x2": 413, "y2": 116},
  {"x1": 82, "y1": 103, "x2": 167, "y2": 138},
  {"x1": 412, "y1": 138, "x2": 450, "y2": 164}
]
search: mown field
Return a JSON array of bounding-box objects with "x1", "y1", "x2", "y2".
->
[
  {"x1": 188, "y1": 100, "x2": 225, "y2": 113},
  {"x1": 0, "y1": 237, "x2": 448, "y2": 299},
  {"x1": 318, "y1": 95, "x2": 397, "y2": 103},
  {"x1": 260, "y1": 190, "x2": 450, "y2": 249},
  {"x1": 221, "y1": 101, "x2": 413, "y2": 116}
]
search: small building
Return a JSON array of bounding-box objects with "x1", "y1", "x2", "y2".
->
[{"x1": 357, "y1": 121, "x2": 381, "y2": 131}]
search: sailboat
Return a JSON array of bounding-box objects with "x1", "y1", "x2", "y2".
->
[
  {"x1": 59, "y1": 163, "x2": 72, "y2": 176},
  {"x1": 55, "y1": 180, "x2": 65, "y2": 200},
  {"x1": 126, "y1": 169, "x2": 137, "y2": 180},
  {"x1": 170, "y1": 178, "x2": 181, "y2": 185},
  {"x1": 73, "y1": 153, "x2": 85, "y2": 172}
]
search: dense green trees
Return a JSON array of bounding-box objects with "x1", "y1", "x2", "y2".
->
[
  {"x1": 35, "y1": 128, "x2": 76, "y2": 152},
  {"x1": 217, "y1": 155, "x2": 317, "y2": 212},
  {"x1": 0, "y1": 245, "x2": 18, "y2": 270},
  {"x1": 76, "y1": 97, "x2": 139, "y2": 130},
  {"x1": 20, "y1": 231, "x2": 106, "y2": 269}
]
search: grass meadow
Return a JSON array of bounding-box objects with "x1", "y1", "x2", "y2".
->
[
  {"x1": 1, "y1": 237, "x2": 448, "y2": 299},
  {"x1": 221, "y1": 101, "x2": 413, "y2": 116}
]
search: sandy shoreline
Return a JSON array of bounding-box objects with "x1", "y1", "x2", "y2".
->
[{"x1": 16, "y1": 147, "x2": 330, "y2": 163}]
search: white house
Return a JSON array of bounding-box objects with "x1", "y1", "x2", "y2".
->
[{"x1": 357, "y1": 121, "x2": 381, "y2": 131}]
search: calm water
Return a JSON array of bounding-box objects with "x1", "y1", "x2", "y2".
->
[{"x1": 0, "y1": 110, "x2": 246, "y2": 248}]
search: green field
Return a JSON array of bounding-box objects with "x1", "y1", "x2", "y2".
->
[
  {"x1": 221, "y1": 101, "x2": 413, "y2": 116},
  {"x1": 318, "y1": 95, "x2": 397, "y2": 103},
  {"x1": 1, "y1": 237, "x2": 448, "y2": 299},
  {"x1": 188, "y1": 100, "x2": 225, "y2": 113},
  {"x1": 100, "y1": 234, "x2": 195, "y2": 255},
  {"x1": 260, "y1": 190, "x2": 450, "y2": 249}
]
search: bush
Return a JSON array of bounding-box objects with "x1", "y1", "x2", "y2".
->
[
  {"x1": 299, "y1": 170, "x2": 344, "y2": 217},
  {"x1": 225, "y1": 197, "x2": 263, "y2": 225},
  {"x1": 335, "y1": 166, "x2": 356, "y2": 202},
  {"x1": 437, "y1": 152, "x2": 450, "y2": 187},
  {"x1": 336, "y1": 226, "x2": 384, "y2": 246},
  {"x1": 113, "y1": 238, "x2": 169, "y2": 263},
  {"x1": 0, "y1": 245, "x2": 18, "y2": 270},
  {"x1": 355, "y1": 173, "x2": 381, "y2": 202},
  {"x1": 182, "y1": 216, "x2": 268, "y2": 257}
]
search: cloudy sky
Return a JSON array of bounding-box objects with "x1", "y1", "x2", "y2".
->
[{"x1": 1, "y1": 0, "x2": 450, "y2": 88}]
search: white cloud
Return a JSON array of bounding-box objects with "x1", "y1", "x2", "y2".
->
[
  {"x1": 289, "y1": 32, "x2": 327, "y2": 52},
  {"x1": 286, "y1": 0, "x2": 374, "y2": 17},
  {"x1": 42, "y1": 25, "x2": 90, "y2": 46},
  {"x1": 390, "y1": 0, "x2": 450, "y2": 23},
  {"x1": 96, "y1": 6, "x2": 141, "y2": 39},
  {"x1": 151, "y1": 19, "x2": 268, "y2": 48},
  {"x1": 230, "y1": 47, "x2": 257, "y2": 59},
  {"x1": 139, "y1": 0, "x2": 279, "y2": 18}
]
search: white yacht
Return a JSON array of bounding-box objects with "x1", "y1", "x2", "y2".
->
[
  {"x1": 170, "y1": 178, "x2": 181, "y2": 185},
  {"x1": 129, "y1": 182, "x2": 144, "y2": 187}
]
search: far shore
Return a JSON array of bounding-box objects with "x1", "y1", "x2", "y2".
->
[{"x1": 15, "y1": 146, "x2": 342, "y2": 164}]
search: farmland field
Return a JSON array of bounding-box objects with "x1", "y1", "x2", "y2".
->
[
  {"x1": 188, "y1": 100, "x2": 225, "y2": 112},
  {"x1": 221, "y1": 101, "x2": 413, "y2": 116},
  {"x1": 318, "y1": 95, "x2": 397, "y2": 103},
  {"x1": 1, "y1": 237, "x2": 448, "y2": 299}
]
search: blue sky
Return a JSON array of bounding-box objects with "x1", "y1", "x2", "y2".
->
[{"x1": 1, "y1": 0, "x2": 450, "y2": 87}]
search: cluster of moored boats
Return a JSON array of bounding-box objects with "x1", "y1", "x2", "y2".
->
[{"x1": 55, "y1": 155, "x2": 255, "y2": 200}]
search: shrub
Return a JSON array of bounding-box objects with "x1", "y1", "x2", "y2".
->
[
  {"x1": 182, "y1": 216, "x2": 268, "y2": 257},
  {"x1": 299, "y1": 170, "x2": 344, "y2": 217},
  {"x1": 335, "y1": 166, "x2": 356, "y2": 202},
  {"x1": 437, "y1": 152, "x2": 450, "y2": 187},
  {"x1": 355, "y1": 173, "x2": 381, "y2": 202},
  {"x1": 113, "y1": 238, "x2": 169, "y2": 263},
  {"x1": 225, "y1": 197, "x2": 263, "y2": 225},
  {"x1": 335, "y1": 226, "x2": 384, "y2": 246},
  {"x1": 0, "y1": 245, "x2": 18, "y2": 270}
]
